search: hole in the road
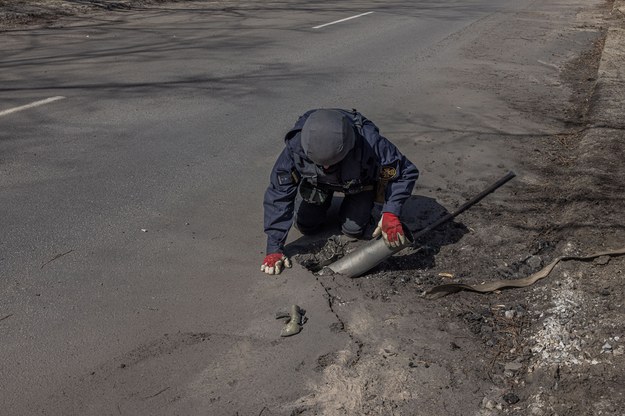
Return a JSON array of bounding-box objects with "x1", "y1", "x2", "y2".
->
[{"x1": 293, "y1": 236, "x2": 349, "y2": 273}]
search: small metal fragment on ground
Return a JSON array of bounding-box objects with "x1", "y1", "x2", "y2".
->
[{"x1": 275, "y1": 305, "x2": 306, "y2": 337}]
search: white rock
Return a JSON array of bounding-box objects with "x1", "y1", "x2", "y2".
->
[{"x1": 483, "y1": 399, "x2": 496, "y2": 410}]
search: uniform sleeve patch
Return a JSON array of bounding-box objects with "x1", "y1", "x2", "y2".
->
[
  {"x1": 379, "y1": 165, "x2": 398, "y2": 181},
  {"x1": 277, "y1": 171, "x2": 294, "y2": 186}
]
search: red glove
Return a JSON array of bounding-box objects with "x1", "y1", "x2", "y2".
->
[
  {"x1": 261, "y1": 253, "x2": 292, "y2": 275},
  {"x1": 372, "y1": 212, "x2": 406, "y2": 248}
]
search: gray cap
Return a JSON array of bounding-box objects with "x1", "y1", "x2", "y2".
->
[{"x1": 301, "y1": 109, "x2": 356, "y2": 166}]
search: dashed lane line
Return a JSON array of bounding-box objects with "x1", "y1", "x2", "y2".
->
[
  {"x1": 0, "y1": 96, "x2": 66, "y2": 117},
  {"x1": 312, "y1": 11, "x2": 374, "y2": 29}
]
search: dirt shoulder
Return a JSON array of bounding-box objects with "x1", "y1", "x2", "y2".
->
[
  {"x1": 518, "y1": 5, "x2": 625, "y2": 414},
  {"x1": 509, "y1": 3, "x2": 625, "y2": 413}
]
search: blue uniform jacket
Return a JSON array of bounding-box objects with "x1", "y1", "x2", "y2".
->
[{"x1": 263, "y1": 109, "x2": 419, "y2": 254}]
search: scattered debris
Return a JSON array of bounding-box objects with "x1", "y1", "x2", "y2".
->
[
  {"x1": 294, "y1": 236, "x2": 348, "y2": 273},
  {"x1": 423, "y1": 245, "x2": 625, "y2": 298}
]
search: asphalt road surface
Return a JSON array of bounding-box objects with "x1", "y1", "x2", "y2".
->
[{"x1": 0, "y1": 0, "x2": 602, "y2": 414}]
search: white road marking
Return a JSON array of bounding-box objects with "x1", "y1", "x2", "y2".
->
[
  {"x1": 0, "y1": 96, "x2": 66, "y2": 117},
  {"x1": 313, "y1": 11, "x2": 374, "y2": 29}
]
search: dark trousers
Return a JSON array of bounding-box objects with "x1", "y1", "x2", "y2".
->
[{"x1": 295, "y1": 188, "x2": 375, "y2": 237}]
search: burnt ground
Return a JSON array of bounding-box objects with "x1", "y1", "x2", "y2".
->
[{"x1": 2, "y1": 0, "x2": 624, "y2": 415}]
